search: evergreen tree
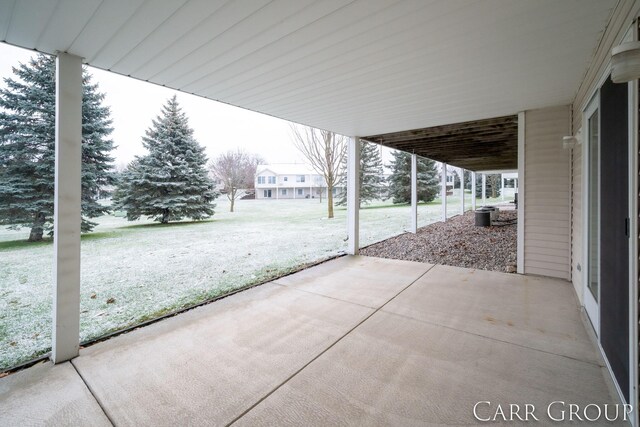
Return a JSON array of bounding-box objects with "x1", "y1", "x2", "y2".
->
[
  {"x1": 0, "y1": 54, "x2": 114, "y2": 241},
  {"x1": 336, "y1": 140, "x2": 384, "y2": 206},
  {"x1": 113, "y1": 96, "x2": 218, "y2": 223},
  {"x1": 387, "y1": 151, "x2": 439, "y2": 204}
]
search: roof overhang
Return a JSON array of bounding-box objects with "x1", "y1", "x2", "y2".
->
[
  {"x1": 0, "y1": 1, "x2": 616, "y2": 139},
  {"x1": 364, "y1": 115, "x2": 518, "y2": 171}
]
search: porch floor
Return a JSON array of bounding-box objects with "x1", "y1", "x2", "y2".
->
[{"x1": 0, "y1": 256, "x2": 620, "y2": 425}]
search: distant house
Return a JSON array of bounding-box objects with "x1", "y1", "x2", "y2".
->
[{"x1": 255, "y1": 164, "x2": 343, "y2": 200}]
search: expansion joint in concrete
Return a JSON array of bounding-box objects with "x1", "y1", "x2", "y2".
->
[
  {"x1": 70, "y1": 360, "x2": 116, "y2": 427},
  {"x1": 226, "y1": 264, "x2": 436, "y2": 426}
]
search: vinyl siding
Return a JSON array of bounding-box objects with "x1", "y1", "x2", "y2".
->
[
  {"x1": 523, "y1": 105, "x2": 571, "y2": 280},
  {"x1": 573, "y1": 0, "x2": 639, "y2": 130}
]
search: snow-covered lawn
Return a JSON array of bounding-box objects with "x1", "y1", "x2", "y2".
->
[{"x1": 0, "y1": 193, "x2": 507, "y2": 369}]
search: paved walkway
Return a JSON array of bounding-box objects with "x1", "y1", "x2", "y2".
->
[{"x1": 0, "y1": 256, "x2": 621, "y2": 425}]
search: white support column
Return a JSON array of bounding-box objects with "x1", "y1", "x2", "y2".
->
[
  {"x1": 52, "y1": 52, "x2": 83, "y2": 364},
  {"x1": 459, "y1": 168, "x2": 465, "y2": 215},
  {"x1": 501, "y1": 173, "x2": 505, "y2": 201},
  {"x1": 347, "y1": 137, "x2": 360, "y2": 255},
  {"x1": 441, "y1": 163, "x2": 447, "y2": 222},
  {"x1": 482, "y1": 173, "x2": 487, "y2": 206},
  {"x1": 471, "y1": 171, "x2": 476, "y2": 211},
  {"x1": 410, "y1": 153, "x2": 417, "y2": 233},
  {"x1": 517, "y1": 111, "x2": 526, "y2": 274}
]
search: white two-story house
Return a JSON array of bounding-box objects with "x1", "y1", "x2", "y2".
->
[{"x1": 255, "y1": 164, "x2": 341, "y2": 200}]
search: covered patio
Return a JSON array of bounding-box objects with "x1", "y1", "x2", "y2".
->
[
  {"x1": 0, "y1": 256, "x2": 619, "y2": 425},
  {"x1": 1, "y1": 0, "x2": 639, "y2": 424}
]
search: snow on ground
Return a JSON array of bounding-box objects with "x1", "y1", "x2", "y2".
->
[{"x1": 0, "y1": 193, "x2": 508, "y2": 369}]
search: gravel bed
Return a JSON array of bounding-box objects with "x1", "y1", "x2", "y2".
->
[{"x1": 361, "y1": 208, "x2": 517, "y2": 273}]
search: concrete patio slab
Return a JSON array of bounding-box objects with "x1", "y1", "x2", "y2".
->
[
  {"x1": 273, "y1": 255, "x2": 433, "y2": 308},
  {"x1": 0, "y1": 257, "x2": 622, "y2": 426},
  {"x1": 0, "y1": 361, "x2": 110, "y2": 427},
  {"x1": 237, "y1": 311, "x2": 619, "y2": 426},
  {"x1": 383, "y1": 264, "x2": 601, "y2": 364},
  {"x1": 72, "y1": 282, "x2": 372, "y2": 426}
]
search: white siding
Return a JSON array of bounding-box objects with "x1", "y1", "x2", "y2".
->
[
  {"x1": 570, "y1": 0, "x2": 639, "y2": 297},
  {"x1": 523, "y1": 105, "x2": 571, "y2": 280},
  {"x1": 573, "y1": 0, "x2": 640, "y2": 130}
]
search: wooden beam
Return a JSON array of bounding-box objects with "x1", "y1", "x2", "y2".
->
[{"x1": 363, "y1": 114, "x2": 518, "y2": 172}]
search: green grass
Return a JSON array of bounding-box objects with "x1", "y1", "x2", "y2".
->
[
  {"x1": 120, "y1": 219, "x2": 217, "y2": 229},
  {"x1": 0, "y1": 192, "x2": 512, "y2": 370},
  {"x1": 0, "y1": 238, "x2": 52, "y2": 251}
]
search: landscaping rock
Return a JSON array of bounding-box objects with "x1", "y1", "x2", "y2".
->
[{"x1": 361, "y1": 209, "x2": 517, "y2": 273}]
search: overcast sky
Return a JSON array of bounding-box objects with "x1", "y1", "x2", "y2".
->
[{"x1": 0, "y1": 42, "x2": 309, "y2": 169}]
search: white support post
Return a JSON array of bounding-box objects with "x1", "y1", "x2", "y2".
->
[
  {"x1": 482, "y1": 173, "x2": 487, "y2": 206},
  {"x1": 501, "y1": 173, "x2": 505, "y2": 201},
  {"x1": 441, "y1": 163, "x2": 447, "y2": 222},
  {"x1": 410, "y1": 154, "x2": 417, "y2": 233},
  {"x1": 471, "y1": 172, "x2": 476, "y2": 211},
  {"x1": 347, "y1": 137, "x2": 360, "y2": 255},
  {"x1": 52, "y1": 52, "x2": 83, "y2": 364},
  {"x1": 459, "y1": 168, "x2": 465, "y2": 215},
  {"x1": 517, "y1": 111, "x2": 526, "y2": 274}
]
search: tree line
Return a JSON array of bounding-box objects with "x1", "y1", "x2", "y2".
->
[{"x1": 0, "y1": 54, "x2": 449, "y2": 242}]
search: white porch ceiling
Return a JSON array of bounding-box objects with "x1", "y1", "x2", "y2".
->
[{"x1": 0, "y1": 0, "x2": 616, "y2": 137}]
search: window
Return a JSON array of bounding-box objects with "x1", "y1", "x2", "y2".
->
[
  {"x1": 283, "y1": 177, "x2": 288, "y2": 182},
  {"x1": 296, "y1": 175, "x2": 305, "y2": 183},
  {"x1": 263, "y1": 189, "x2": 272, "y2": 198},
  {"x1": 281, "y1": 189, "x2": 287, "y2": 196},
  {"x1": 257, "y1": 176, "x2": 265, "y2": 184},
  {"x1": 297, "y1": 188, "x2": 303, "y2": 196},
  {"x1": 268, "y1": 176, "x2": 276, "y2": 184}
]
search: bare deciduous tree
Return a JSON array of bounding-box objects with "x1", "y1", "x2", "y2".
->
[
  {"x1": 290, "y1": 125, "x2": 347, "y2": 218},
  {"x1": 210, "y1": 149, "x2": 263, "y2": 212}
]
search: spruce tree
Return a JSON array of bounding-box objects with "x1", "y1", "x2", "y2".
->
[
  {"x1": 387, "y1": 151, "x2": 439, "y2": 204},
  {"x1": 0, "y1": 54, "x2": 114, "y2": 241},
  {"x1": 336, "y1": 140, "x2": 384, "y2": 206},
  {"x1": 113, "y1": 96, "x2": 218, "y2": 223}
]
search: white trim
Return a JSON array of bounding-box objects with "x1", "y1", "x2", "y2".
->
[
  {"x1": 578, "y1": 60, "x2": 613, "y2": 123},
  {"x1": 441, "y1": 163, "x2": 447, "y2": 222},
  {"x1": 52, "y1": 52, "x2": 83, "y2": 364},
  {"x1": 410, "y1": 153, "x2": 417, "y2": 233},
  {"x1": 628, "y1": 20, "x2": 639, "y2": 423},
  {"x1": 583, "y1": 94, "x2": 600, "y2": 335},
  {"x1": 347, "y1": 136, "x2": 360, "y2": 255},
  {"x1": 471, "y1": 172, "x2": 477, "y2": 211},
  {"x1": 598, "y1": 340, "x2": 629, "y2": 407},
  {"x1": 460, "y1": 167, "x2": 465, "y2": 215},
  {"x1": 628, "y1": 76, "x2": 638, "y2": 420},
  {"x1": 517, "y1": 111, "x2": 525, "y2": 274}
]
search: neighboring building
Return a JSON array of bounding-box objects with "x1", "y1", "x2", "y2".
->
[{"x1": 255, "y1": 163, "x2": 343, "y2": 200}]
